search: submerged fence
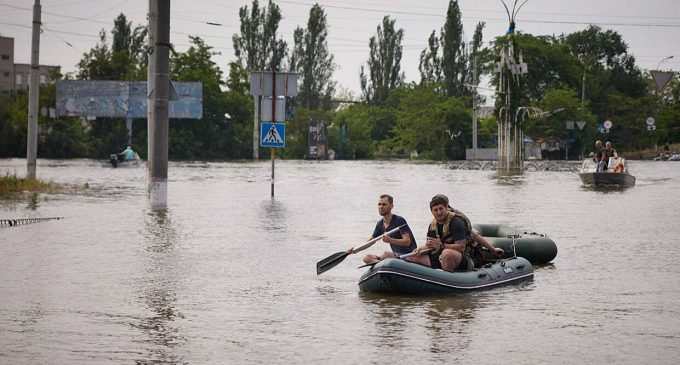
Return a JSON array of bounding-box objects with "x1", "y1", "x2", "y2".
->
[{"x1": 1, "y1": 217, "x2": 63, "y2": 227}]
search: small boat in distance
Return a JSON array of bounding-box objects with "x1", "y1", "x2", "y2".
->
[
  {"x1": 578, "y1": 157, "x2": 635, "y2": 188},
  {"x1": 108, "y1": 152, "x2": 142, "y2": 168}
]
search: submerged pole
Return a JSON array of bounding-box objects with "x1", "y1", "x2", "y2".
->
[
  {"x1": 26, "y1": 0, "x2": 41, "y2": 179},
  {"x1": 147, "y1": 0, "x2": 170, "y2": 209},
  {"x1": 271, "y1": 70, "x2": 276, "y2": 198}
]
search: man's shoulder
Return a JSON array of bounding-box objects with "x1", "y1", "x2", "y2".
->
[
  {"x1": 392, "y1": 214, "x2": 408, "y2": 224},
  {"x1": 450, "y1": 215, "x2": 467, "y2": 228}
]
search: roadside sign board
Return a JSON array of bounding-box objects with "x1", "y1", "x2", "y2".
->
[
  {"x1": 576, "y1": 121, "x2": 586, "y2": 130},
  {"x1": 250, "y1": 72, "x2": 298, "y2": 97},
  {"x1": 603, "y1": 120, "x2": 613, "y2": 129},
  {"x1": 260, "y1": 122, "x2": 286, "y2": 148},
  {"x1": 56, "y1": 80, "x2": 203, "y2": 119},
  {"x1": 260, "y1": 97, "x2": 286, "y2": 122},
  {"x1": 646, "y1": 117, "x2": 655, "y2": 126},
  {"x1": 650, "y1": 70, "x2": 674, "y2": 92}
]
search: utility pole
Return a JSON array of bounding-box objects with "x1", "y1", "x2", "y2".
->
[
  {"x1": 147, "y1": 0, "x2": 170, "y2": 209},
  {"x1": 26, "y1": 0, "x2": 41, "y2": 179},
  {"x1": 253, "y1": 96, "x2": 259, "y2": 159},
  {"x1": 581, "y1": 68, "x2": 586, "y2": 108},
  {"x1": 472, "y1": 55, "x2": 478, "y2": 160}
]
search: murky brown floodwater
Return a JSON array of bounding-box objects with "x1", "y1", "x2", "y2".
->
[{"x1": 1, "y1": 158, "x2": 679, "y2": 364}]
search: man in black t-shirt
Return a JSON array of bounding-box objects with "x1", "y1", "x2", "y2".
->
[
  {"x1": 405, "y1": 195, "x2": 467, "y2": 271},
  {"x1": 406, "y1": 195, "x2": 503, "y2": 272},
  {"x1": 360, "y1": 194, "x2": 417, "y2": 264}
]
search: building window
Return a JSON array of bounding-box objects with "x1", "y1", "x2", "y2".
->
[
  {"x1": 1, "y1": 54, "x2": 9, "y2": 60},
  {"x1": 16, "y1": 74, "x2": 22, "y2": 85},
  {"x1": 3, "y1": 72, "x2": 9, "y2": 77},
  {"x1": 40, "y1": 74, "x2": 47, "y2": 84}
]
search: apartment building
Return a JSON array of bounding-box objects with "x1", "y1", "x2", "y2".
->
[{"x1": 0, "y1": 35, "x2": 60, "y2": 93}]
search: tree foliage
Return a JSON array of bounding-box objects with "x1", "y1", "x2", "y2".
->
[
  {"x1": 360, "y1": 16, "x2": 404, "y2": 105},
  {"x1": 418, "y1": 31, "x2": 442, "y2": 85},
  {"x1": 78, "y1": 14, "x2": 147, "y2": 80},
  {"x1": 290, "y1": 4, "x2": 336, "y2": 110},
  {"x1": 232, "y1": 0, "x2": 287, "y2": 71},
  {"x1": 441, "y1": 0, "x2": 467, "y2": 97}
]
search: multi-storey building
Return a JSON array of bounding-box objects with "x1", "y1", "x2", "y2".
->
[{"x1": 0, "y1": 36, "x2": 60, "y2": 93}]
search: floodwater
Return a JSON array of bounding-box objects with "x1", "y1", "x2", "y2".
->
[{"x1": 1, "y1": 158, "x2": 679, "y2": 364}]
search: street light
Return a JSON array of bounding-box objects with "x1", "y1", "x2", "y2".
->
[{"x1": 657, "y1": 55, "x2": 674, "y2": 70}]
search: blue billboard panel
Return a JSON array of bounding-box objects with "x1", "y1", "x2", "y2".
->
[
  {"x1": 56, "y1": 81, "x2": 128, "y2": 117},
  {"x1": 56, "y1": 80, "x2": 202, "y2": 119}
]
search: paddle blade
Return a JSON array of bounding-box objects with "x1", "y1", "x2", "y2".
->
[{"x1": 316, "y1": 251, "x2": 349, "y2": 275}]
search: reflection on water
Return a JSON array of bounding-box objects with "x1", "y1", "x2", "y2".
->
[
  {"x1": 358, "y1": 294, "x2": 481, "y2": 359},
  {"x1": 494, "y1": 173, "x2": 526, "y2": 186},
  {"x1": 26, "y1": 193, "x2": 39, "y2": 210},
  {"x1": 258, "y1": 200, "x2": 288, "y2": 233},
  {"x1": 132, "y1": 208, "x2": 186, "y2": 364}
]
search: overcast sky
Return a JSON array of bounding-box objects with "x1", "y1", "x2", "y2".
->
[{"x1": 1, "y1": 0, "x2": 679, "y2": 101}]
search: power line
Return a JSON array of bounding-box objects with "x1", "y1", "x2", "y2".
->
[
  {"x1": 48, "y1": 0, "x2": 131, "y2": 25},
  {"x1": 278, "y1": 0, "x2": 680, "y2": 28}
]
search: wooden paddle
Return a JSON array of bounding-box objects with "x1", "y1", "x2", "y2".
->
[
  {"x1": 356, "y1": 248, "x2": 432, "y2": 269},
  {"x1": 316, "y1": 225, "x2": 405, "y2": 275}
]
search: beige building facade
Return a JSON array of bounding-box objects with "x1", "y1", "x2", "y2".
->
[{"x1": 0, "y1": 36, "x2": 60, "y2": 93}]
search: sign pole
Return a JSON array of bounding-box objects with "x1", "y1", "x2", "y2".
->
[
  {"x1": 253, "y1": 95, "x2": 259, "y2": 160},
  {"x1": 271, "y1": 69, "x2": 276, "y2": 198}
]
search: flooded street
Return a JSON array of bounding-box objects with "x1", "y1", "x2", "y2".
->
[{"x1": 1, "y1": 159, "x2": 679, "y2": 364}]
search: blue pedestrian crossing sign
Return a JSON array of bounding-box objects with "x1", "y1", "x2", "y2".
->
[{"x1": 260, "y1": 122, "x2": 286, "y2": 148}]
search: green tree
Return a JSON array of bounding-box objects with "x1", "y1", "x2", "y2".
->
[
  {"x1": 468, "y1": 22, "x2": 485, "y2": 88},
  {"x1": 331, "y1": 104, "x2": 377, "y2": 159},
  {"x1": 389, "y1": 85, "x2": 471, "y2": 159},
  {"x1": 522, "y1": 88, "x2": 596, "y2": 158},
  {"x1": 0, "y1": 93, "x2": 27, "y2": 157},
  {"x1": 77, "y1": 30, "x2": 114, "y2": 80},
  {"x1": 77, "y1": 14, "x2": 146, "y2": 80},
  {"x1": 491, "y1": 33, "x2": 580, "y2": 104},
  {"x1": 441, "y1": 0, "x2": 467, "y2": 97},
  {"x1": 283, "y1": 107, "x2": 334, "y2": 158},
  {"x1": 225, "y1": 61, "x2": 256, "y2": 158},
  {"x1": 290, "y1": 3, "x2": 336, "y2": 110},
  {"x1": 111, "y1": 13, "x2": 148, "y2": 80},
  {"x1": 563, "y1": 26, "x2": 647, "y2": 117},
  {"x1": 169, "y1": 36, "x2": 230, "y2": 159},
  {"x1": 360, "y1": 16, "x2": 404, "y2": 105},
  {"x1": 418, "y1": 31, "x2": 442, "y2": 85},
  {"x1": 233, "y1": 0, "x2": 288, "y2": 71}
]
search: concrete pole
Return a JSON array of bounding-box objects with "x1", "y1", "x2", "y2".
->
[
  {"x1": 126, "y1": 118, "x2": 133, "y2": 145},
  {"x1": 26, "y1": 0, "x2": 41, "y2": 179},
  {"x1": 147, "y1": 1, "x2": 155, "y2": 164},
  {"x1": 581, "y1": 68, "x2": 586, "y2": 108},
  {"x1": 472, "y1": 56, "x2": 478, "y2": 160},
  {"x1": 147, "y1": 0, "x2": 170, "y2": 209}
]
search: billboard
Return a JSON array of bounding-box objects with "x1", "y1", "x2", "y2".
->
[
  {"x1": 307, "y1": 120, "x2": 328, "y2": 159},
  {"x1": 56, "y1": 80, "x2": 202, "y2": 119}
]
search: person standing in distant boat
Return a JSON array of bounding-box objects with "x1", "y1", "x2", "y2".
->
[
  {"x1": 593, "y1": 140, "x2": 605, "y2": 172},
  {"x1": 353, "y1": 194, "x2": 417, "y2": 264},
  {"x1": 118, "y1": 145, "x2": 137, "y2": 161},
  {"x1": 603, "y1": 141, "x2": 617, "y2": 171}
]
